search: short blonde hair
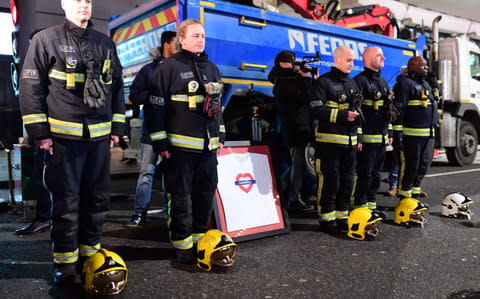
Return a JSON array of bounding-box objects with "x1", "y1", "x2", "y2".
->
[{"x1": 177, "y1": 19, "x2": 203, "y2": 49}]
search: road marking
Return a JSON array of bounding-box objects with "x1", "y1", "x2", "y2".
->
[
  {"x1": 425, "y1": 168, "x2": 480, "y2": 178},
  {"x1": 0, "y1": 259, "x2": 50, "y2": 265}
]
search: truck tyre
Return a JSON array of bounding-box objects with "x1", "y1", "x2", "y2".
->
[{"x1": 446, "y1": 121, "x2": 478, "y2": 166}]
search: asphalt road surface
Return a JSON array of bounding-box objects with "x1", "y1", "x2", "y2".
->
[{"x1": 1, "y1": 153, "x2": 480, "y2": 298}]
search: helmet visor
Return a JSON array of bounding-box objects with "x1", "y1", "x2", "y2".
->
[
  {"x1": 458, "y1": 204, "x2": 473, "y2": 219},
  {"x1": 210, "y1": 246, "x2": 236, "y2": 267},
  {"x1": 410, "y1": 211, "x2": 426, "y2": 225},
  {"x1": 92, "y1": 270, "x2": 127, "y2": 295},
  {"x1": 365, "y1": 222, "x2": 380, "y2": 238}
]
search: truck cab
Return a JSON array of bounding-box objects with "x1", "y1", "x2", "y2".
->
[{"x1": 439, "y1": 38, "x2": 480, "y2": 165}]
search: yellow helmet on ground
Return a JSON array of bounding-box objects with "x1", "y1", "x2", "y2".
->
[
  {"x1": 197, "y1": 229, "x2": 237, "y2": 271},
  {"x1": 347, "y1": 207, "x2": 383, "y2": 240},
  {"x1": 394, "y1": 197, "x2": 428, "y2": 227},
  {"x1": 81, "y1": 248, "x2": 128, "y2": 296}
]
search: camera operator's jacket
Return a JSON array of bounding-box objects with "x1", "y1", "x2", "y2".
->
[
  {"x1": 354, "y1": 68, "x2": 393, "y2": 145},
  {"x1": 19, "y1": 20, "x2": 125, "y2": 142},
  {"x1": 147, "y1": 50, "x2": 225, "y2": 153},
  {"x1": 268, "y1": 65, "x2": 313, "y2": 148},
  {"x1": 393, "y1": 73, "x2": 439, "y2": 139},
  {"x1": 311, "y1": 67, "x2": 362, "y2": 152}
]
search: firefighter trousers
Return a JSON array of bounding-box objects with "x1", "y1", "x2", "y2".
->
[
  {"x1": 45, "y1": 138, "x2": 110, "y2": 264},
  {"x1": 316, "y1": 144, "x2": 356, "y2": 222},
  {"x1": 354, "y1": 143, "x2": 386, "y2": 207},
  {"x1": 399, "y1": 136, "x2": 431, "y2": 198},
  {"x1": 163, "y1": 150, "x2": 218, "y2": 250}
]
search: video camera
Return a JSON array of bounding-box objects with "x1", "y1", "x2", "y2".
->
[{"x1": 294, "y1": 52, "x2": 321, "y2": 76}]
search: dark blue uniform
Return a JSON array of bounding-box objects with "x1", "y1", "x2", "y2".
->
[
  {"x1": 353, "y1": 68, "x2": 393, "y2": 209},
  {"x1": 19, "y1": 19, "x2": 125, "y2": 266},
  {"x1": 393, "y1": 73, "x2": 438, "y2": 198},
  {"x1": 311, "y1": 67, "x2": 361, "y2": 226},
  {"x1": 148, "y1": 49, "x2": 225, "y2": 251}
]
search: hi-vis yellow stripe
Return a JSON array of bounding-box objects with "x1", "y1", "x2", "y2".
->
[{"x1": 113, "y1": 7, "x2": 177, "y2": 44}]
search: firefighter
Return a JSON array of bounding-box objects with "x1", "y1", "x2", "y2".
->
[
  {"x1": 19, "y1": 0, "x2": 125, "y2": 285},
  {"x1": 310, "y1": 45, "x2": 361, "y2": 234},
  {"x1": 352, "y1": 46, "x2": 394, "y2": 210},
  {"x1": 393, "y1": 56, "x2": 438, "y2": 199},
  {"x1": 147, "y1": 19, "x2": 225, "y2": 264}
]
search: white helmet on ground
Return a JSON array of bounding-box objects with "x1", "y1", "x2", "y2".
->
[{"x1": 441, "y1": 192, "x2": 473, "y2": 219}]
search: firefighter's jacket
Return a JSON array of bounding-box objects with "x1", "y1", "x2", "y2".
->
[
  {"x1": 393, "y1": 73, "x2": 439, "y2": 139},
  {"x1": 19, "y1": 19, "x2": 125, "y2": 142},
  {"x1": 311, "y1": 67, "x2": 362, "y2": 150},
  {"x1": 147, "y1": 49, "x2": 225, "y2": 153},
  {"x1": 354, "y1": 68, "x2": 393, "y2": 145}
]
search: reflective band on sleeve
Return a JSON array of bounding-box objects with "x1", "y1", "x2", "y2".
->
[
  {"x1": 219, "y1": 125, "x2": 225, "y2": 133},
  {"x1": 22, "y1": 113, "x2": 47, "y2": 125},
  {"x1": 208, "y1": 137, "x2": 219, "y2": 150},
  {"x1": 171, "y1": 235, "x2": 193, "y2": 250},
  {"x1": 88, "y1": 121, "x2": 112, "y2": 138},
  {"x1": 168, "y1": 133, "x2": 204, "y2": 150},
  {"x1": 388, "y1": 124, "x2": 393, "y2": 130},
  {"x1": 49, "y1": 117, "x2": 83, "y2": 137},
  {"x1": 112, "y1": 113, "x2": 125, "y2": 123},
  {"x1": 79, "y1": 243, "x2": 101, "y2": 257},
  {"x1": 53, "y1": 249, "x2": 79, "y2": 264},
  {"x1": 150, "y1": 131, "x2": 167, "y2": 141}
]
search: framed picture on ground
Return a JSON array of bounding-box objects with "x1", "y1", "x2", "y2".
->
[{"x1": 214, "y1": 145, "x2": 290, "y2": 242}]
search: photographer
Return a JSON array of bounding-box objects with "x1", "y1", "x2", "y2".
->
[{"x1": 268, "y1": 50, "x2": 315, "y2": 212}]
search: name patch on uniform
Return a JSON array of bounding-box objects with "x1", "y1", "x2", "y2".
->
[
  {"x1": 22, "y1": 68, "x2": 39, "y2": 79},
  {"x1": 180, "y1": 71, "x2": 194, "y2": 80},
  {"x1": 149, "y1": 95, "x2": 165, "y2": 106},
  {"x1": 58, "y1": 44, "x2": 75, "y2": 53},
  {"x1": 310, "y1": 100, "x2": 323, "y2": 108}
]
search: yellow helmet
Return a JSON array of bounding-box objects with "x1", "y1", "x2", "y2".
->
[
  {"x1": 347, "y1": 207, "x2": 383, "y2": 240},
  {"x1": 394, "y1": 197, "x2": 428, "y2": 227},
  {"x1": 81, "y1": 249, "x2": 128, "y2": 296},
  {"x1": 197, "y1": 229, "x2": 237, "y2": 271}
]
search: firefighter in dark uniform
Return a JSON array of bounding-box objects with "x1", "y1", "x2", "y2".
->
[
  {"x1": 147, "y1": 19, "x2": 225, "y2": 264},
  {"x1": 353, "y1": 46, "x2": 394, "y2": 210},
  {"x1": 393, "y1": 56, "x2": 438, "y2": 199},
  {"x1": 19, "y1": 0, "x2": 125, "y2": 285},
  {"x1": 310, "y1": 46, "x2": 361, "y2": 233}
]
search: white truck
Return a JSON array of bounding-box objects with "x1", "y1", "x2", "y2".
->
[{"x1": 433, "y1": 17, "x2": 480, "y2": 165}]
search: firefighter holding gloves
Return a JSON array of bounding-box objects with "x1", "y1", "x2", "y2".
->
[
  {"x1": 310, "y1": 46, "x2": 361, "y2": 234},
  {"x1": 147, "y1": 19, "x2": 226, "y2": 264},
  {"x1": 19, "y1": 0, "x2": 125, "y2": 286},
  {"x1": 352, "y1": 46, "x2": 395, "y2": 211}
]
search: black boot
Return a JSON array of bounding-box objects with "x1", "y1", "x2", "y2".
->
[
  {"x1": 53, "y1": 263, "x2": 76, "y2": 286},
  {"x1": 176, "y1": 247, "x2": 197, "y2": 264},
  {"x1": 15, "y1": 220, "x2": 51, "y2": 235}
]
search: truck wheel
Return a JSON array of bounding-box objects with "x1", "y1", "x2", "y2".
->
[{"x1": 446, "y1": 121, "x2": 478, "y2": 166}]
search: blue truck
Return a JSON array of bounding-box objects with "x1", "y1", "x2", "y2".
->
[
  {"x1": 107, "y1": 0, "x2": 426, "y2": 156},
  {"x1": 108, "y1": 0, "x2": 422, "y2": 101}
]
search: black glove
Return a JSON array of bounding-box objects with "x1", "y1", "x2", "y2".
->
[
  {"x1": 84, "y1": 60, "x2": 107, "y2": 109},
  {"x1": 203, "y1": 82, "x2": 223, "y2": 117},
  {"x1": 384, "y1": 91, "x2": 398, "y2": 123}
]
